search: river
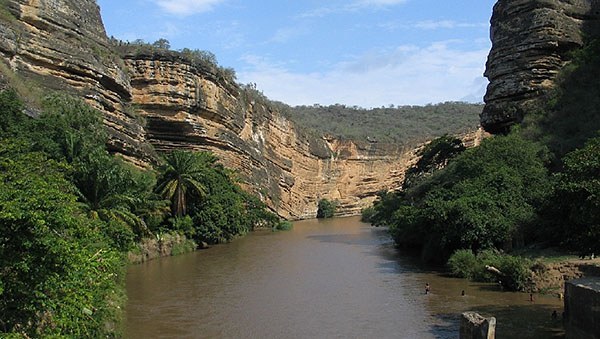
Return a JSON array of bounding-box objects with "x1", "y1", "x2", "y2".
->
[{"x1": 125, "y1": 217, "x2": 564, "y2": 338}]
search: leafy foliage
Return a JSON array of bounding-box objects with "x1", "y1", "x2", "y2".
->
[
  {"x1": 374, "y1": 133, "x2": 550, "y2": 261},
  {"x1": 447, "y1": 249, "x2": 532, "y2": 291},
  {"x1": 402, "y1": 135, "x2": 466, "y2": 190},
  {"x1": 156, "y1": 150, "x2": 281, "y2": 244},
  {"x1": 0, "y1": 141, "x2": 124, "y2": 337},
  {"x1": 317, "y1": 198, "x2": 338, "y2": 218},
  {"x1": 542, "y1": 136, "x2": 600, "y2": 254},
  {"x1": 156, "y1": 151, "x2": 208, "y2": 218}
]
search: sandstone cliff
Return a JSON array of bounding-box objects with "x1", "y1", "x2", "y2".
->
[
  {"x1": 0, "y1": 0, "x2": 154, "y2": 164},
  {"x1": 122, "y1": 49, "x2": 422, "y2": 218},
  {"x1": 483, "y1": 0, "x2": 600, "y2": 133},
  {"x1": 0, "y1": 0, "x2": 481, "y2": 219}
]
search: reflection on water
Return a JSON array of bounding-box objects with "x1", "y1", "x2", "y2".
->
[{"x1": 126, "y1": 217, "x2": 564, "y2": 338}]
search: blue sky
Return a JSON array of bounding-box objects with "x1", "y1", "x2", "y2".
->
[{"x1": 97, "y1": 0, "x2": 497, "y2": 108}]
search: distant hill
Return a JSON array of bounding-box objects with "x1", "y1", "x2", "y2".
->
[{"x1": 275, "y1": 102, "x2": 482, "y2": 146}]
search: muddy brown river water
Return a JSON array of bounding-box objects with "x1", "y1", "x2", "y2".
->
[{"x1": 125, "y1": 217, "x2": 565, "y2": 338}]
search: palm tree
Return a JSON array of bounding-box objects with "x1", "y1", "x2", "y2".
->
[
  {"x1": 74, "y1": 150, "x2": 159, "y2": 237},
  {"x1": 156, "y1": 151, "x2": 208, "y2": 217}
]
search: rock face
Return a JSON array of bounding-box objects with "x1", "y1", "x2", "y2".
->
[
  {"x1": 459, "y1": 312, "x2": 496, "y2": 339},
  {"x1": 123, "y1": 49, "x2": 419, "y2": 218},
  {"x1": 482, "y1": 0, "x2": 600, "y2": 133},
  {"x1": 0, "y1": 0, "x2": 153, "y2": 164}
]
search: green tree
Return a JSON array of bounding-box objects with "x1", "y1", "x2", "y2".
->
[
  {"x1": 402, "y1": 135, "x2": 465, "y2": 190},
  {"x1": 31, "y1": 94, "x2": 107, "y2": 163},
  {"x1": 317, "y1": 198, "x2": 337, "y2": 218},
  {"x1": 0, "y1": 141, "x2": 123, "y2": 337},
  {"x1": 387, "y1": 133, "x2": 550, "y2": 261},
  {"x1": 0, "y1": 89, "x2": 28, "y2": 138},
  {"x1": 156, "y1": 151, "x2": 208, "y2": 217},
  {"x1": 545, "y1": 136, "x2": 600, "y2": 254},
  {"x1": 152, "y1": 38, "x2": 170, "y2": 50}
]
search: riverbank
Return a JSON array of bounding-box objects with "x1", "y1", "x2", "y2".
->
[
  {"x1": 127, "y1": 232, "x2": 198, "y2": 264},
  {"x1": 530, "y1": 257, "x2": 600, "y2": 295}
]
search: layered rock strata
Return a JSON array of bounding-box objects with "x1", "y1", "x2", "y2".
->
[
  {"x1": 0, "y1": 0, "x2": 153, "y2": 164},
  {"x1": 123, "y1": 50, "x2": 419, "y2": 218},
  {"x1": 483, "y1": 0, "x2": 600, "y2": 133}
]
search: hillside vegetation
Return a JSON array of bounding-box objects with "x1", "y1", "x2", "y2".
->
[
  {"x1": 363, "y1": 39, "x2": 600, "y2": 291},
  {"x1": 282, "y1": 102, "x2": 482, "y2": 145}
]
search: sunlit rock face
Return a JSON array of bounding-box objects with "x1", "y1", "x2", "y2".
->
[
  {"x1": 482, "y1": 0, "x2": 600, "y2": 133},
  {"x1": 123, "y1": 50, "x2": 426, "y2": 219}
]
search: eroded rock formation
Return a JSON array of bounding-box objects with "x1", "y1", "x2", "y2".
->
[
  {"x1": 123, "y1": 49, "x2": 422, "y2": 218},
  {"x1": 0, "y1": 0, "x2": 153, "y2": 164},
  {"x1": 483, "y1": 0, "x2": 600, "y2": 133}
]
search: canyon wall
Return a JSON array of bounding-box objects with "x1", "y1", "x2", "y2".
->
[
  {"x1": 483, "y1": 0, "x2": 600, "y2": 133},
  {"x1": 123, "y1": 50, "x2": 422, "y2": 218},
  {"x1": 0, "y1": 0, "x2": 435, "y2": 219}
]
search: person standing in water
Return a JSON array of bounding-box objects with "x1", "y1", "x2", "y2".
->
[{"x1": 425, "y1": 283, "x2": 430, "y2": 294}]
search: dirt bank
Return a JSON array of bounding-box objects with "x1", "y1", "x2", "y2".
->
[{"x1": 531, "y1": 258, "x2": 600, "y2": 295}]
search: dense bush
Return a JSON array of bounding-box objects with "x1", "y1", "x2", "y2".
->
[
  {"x1": 447, "y1": 249, "x2": 532, "y2": 291},
  {"x1": 157, "y1": 150, "x2": 282, "y2": 244},
  {"x1": 542, "y1": 136, "x2": 600, "y2": 254},
  {"x1": 0, "y1": 142, "x2": 124, "y2": 337},
  {"x1": 383, "y1": 133, "x2": 551, "y2": 261},
  {"x1": 317, "y1": 198, "x2": 338, "y2": 218}
]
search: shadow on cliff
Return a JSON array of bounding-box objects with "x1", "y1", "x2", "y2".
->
[{"x1": 525, "y1": 10, "x2": 600, "y2": 160}]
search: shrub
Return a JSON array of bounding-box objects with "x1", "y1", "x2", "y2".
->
[
  {"x1": 447, "y1": 249, "x2": 532, "y2": 291},
  {"x1": 447, "y1": 249, "x2": 478, "y2": 279},
  {"x1": 274, "y1": 220, "x2": 293, "y2": 231},
  {"x1": 360, "y1": 206, "x2": 376, "y2": 223},
  {"x1": 317, "y1": 198, "x2": 337, "y2": 218},
  {"x1": 496, "y1": 255, "x2": 532, "y2": 291}
]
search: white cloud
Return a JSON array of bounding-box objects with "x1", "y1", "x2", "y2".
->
[
  {"x1": 414, "y1": 20, "x2": 487, "y2": 30},
  {"x1": 379, "y1": 20, "x2": 488, "y2": 31},
  {"x1": 237, "y1": 41, "x2": 490, "y2": 107},
  {"x1": 154, "y1": 0, "x2": 225, "y2": 15},
  {"x1": 268, "y1": 26, "x2": 308, "y2": 44},
  {"x1": 300, "y1": 0, "x2": 408, "y2": 18},
  {"x1": 352, "y1": 0, "x2": 408, "y2": 7}
]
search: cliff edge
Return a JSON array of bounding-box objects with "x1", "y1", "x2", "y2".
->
[{"x1": 482, "y1": 0, "x2": 600, "y2": 133}]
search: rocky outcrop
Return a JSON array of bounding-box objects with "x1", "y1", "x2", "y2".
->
[
  {"x1": 460, "y1": 312, "x2": 496, "y2": 339},
  {"x1": 0, "y1": 0, "x2": 153, "y2": 165},
  {"x1": 482, "y1": 0, "x2": 600, "y2": 133}
]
